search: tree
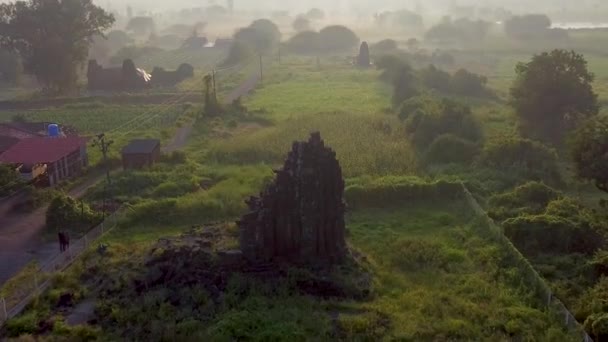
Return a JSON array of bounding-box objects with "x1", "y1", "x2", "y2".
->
[
  {"x1": 357, "y1": 42, "x2": 370, "y2": 67},
  {"x1": 0, "y1": 164, "x2": 21, "y2": 196},
  {"x1": 292, "y1": 15, "x2": 311, "y2": 32},
  {"x1": 318, "y1": 25, "x2": 360, "y2": 53},
  {"x1": 570, "y1": 115, "x2": 608, "y2": 193},
  {"x1": 0, "y1": 49, "x2": 21, "y2": 84},
  {"x1": 306, "y1": 8, "x2": 325, "y2": 21},
  {"x1": 504, "y1": 14, "x2": 551, "y2": 40},
  {"x1": 126, "y1": 16, "x2": 155, "y2": 36},
  {"x1": 510, "y1": 50, "x2": 598, "y2": 146},
  {"x1": 234, "y1": 19, "x2": 281, "y2": 53},
  {"x1": 425, "y1": 17, "x2": 490, "y2": 44},
  {"x1": 371, "y1": 39, "x2": 398, "y2": 53},
  {"x1": 450, "y1": 69, "x2": 490, "y2": 97},
  {"x1": 46, "y1": 194, "x2": 99, "y2": 232},
  {"x1": 0, "y1": 0, "x2": 114, "y2": 93},
  {"x1": 221, "y1": 40, "x2": 254, "y2": 66},
  {"x1": 285, "y1": 31, "x2": 320, "y2": 55},
  {"x1": 391, "y1": 63, "x2": 419, "y2": 106},
  {"x1": 374, "y1": 10, "x2": 424, "y2": 32},
  {"x1": 419, "y1": 64, "x2": 451, "y2": 93}
]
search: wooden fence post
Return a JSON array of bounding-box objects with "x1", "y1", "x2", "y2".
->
[{"x1": 1, "y1": 297, "x2": 7, "y2": 321}]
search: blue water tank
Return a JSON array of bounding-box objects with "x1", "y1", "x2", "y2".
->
[{"x1": 47, "y1": 124, "x2": 60, "y2": 137}]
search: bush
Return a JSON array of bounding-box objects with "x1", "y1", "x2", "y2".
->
[
  {"x1": 371, "y1": 39, "x2": 398, "y2": 54},
  {"x1": 503, "y1": 214, "x2": 604, "y2": 255},
  {"x1": 404, "y1": 97, "x2": 482, "y2": 150},
  {"x1": 488, "y1": 182, "x2": 561, "y2": 221},
  {"x1": 478, "y1": 137, "x2": 561, "y2": 184},
  {"x1": 160, "y1": 151, "x2": 188, "y2": 164},
  {"x1": 419, "y1": 65, "x2": 451, "y2": 93},
  {"x1": 5, "y1": 311, "x2": 38, "y2": 337},
  {"x1": 425, "y1": 134, "x2": 479, "y2": 165},
  {"x1": 318, "y1": 25, "x2": 360, "y2": 53},
  {"x1": 390, "y1": 238, "x2": 455, "y2": 271},
  {"x1": 46, "y1": 194, "x2": 100, "y2": 232},
  {"x1": 450, "y1": 68, "x2": 492, "y2": 97},
  {"x1": 345, "y1": 176, "x2": 464, "y2": 209}
]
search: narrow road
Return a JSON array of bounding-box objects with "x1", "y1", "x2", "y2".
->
[
  {"x1": 0, "y1": 176, "x2": 103, "y2": 284},
  {"x1": 0, "y1": 71, "x2": 262, "y2": 286}
]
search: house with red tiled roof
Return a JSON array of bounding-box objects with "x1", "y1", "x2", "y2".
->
[{"x1": 0, "y1": 137, "x2": 89, "y2": 185}]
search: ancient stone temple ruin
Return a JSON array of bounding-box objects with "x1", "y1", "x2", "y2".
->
[{"x1": 238, "y1": 132, "x2": 347, "y2": 264}]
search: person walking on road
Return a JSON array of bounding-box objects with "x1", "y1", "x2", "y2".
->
[
  {"x1": 58, "y1": 231, "x2": 70, "y2": 252},
  {"x1": 58, "y1": 231, "x2": 66, "y2": 252}
]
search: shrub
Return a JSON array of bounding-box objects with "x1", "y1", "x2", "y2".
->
[
  {"x1": 419, "y1": 65, "x2": 451, "y2": 93},
  {"x1": 405, "y1": 97, "x2": 482, "y2": 150},
  {"x1": 450, "y1": 68, "x2": 491, "y2": 97},
  {"x1": 160, "y1": 151, "x2": 188, "y2": 164},
  {"x1": 503, "y1": 214, "x2": 604, "y2": 255},
  {"x1": 5, "y1": 311, "x2": 39, "y2": 337},
  {"x1": 398, "y1": 93, "x2": 440, "y2": 121},
  {"x1": 478, "y1": 137, "x2": 561, "y2": 184},
  {"x1": 371, "y1": 39, "x2": 398, "y2": 54},
  {"x1": 488, "y1": 182, "x2": 561, "y2": 221},
  {"x1": 318, "y1": 25, "x2": 360, "y2": 53},
  {"x1": 390, "y1": 239, "x2": 458, "y2": 271},
  {"x1": 46, "y1": 194, "x2": 100, "y2": 232},
  {"x1": 425, "y1": 134, "x2": 479, "y2": 165},
  {"x1": 345, "y1": 176, "x2": 464, "y2": 209}
]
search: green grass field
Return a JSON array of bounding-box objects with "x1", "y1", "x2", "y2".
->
[
  {"x1": 3, "y1": 47, "x2": 605, "y2": 340},
  {"x1": 246, "y1": 62, "x2": 391, "y2": 122}
]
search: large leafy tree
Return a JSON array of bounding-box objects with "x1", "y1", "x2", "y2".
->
[
  {"x1": 510, "y1": 49, "x2": 598, "y2": 147},
  {"x1": 0, "y1": 0, "x2": 114, "y2": 93},
  {"x1": 571, "y1": 115, "x2": 608, "y2": 193},
  {"x1": 234, "y1": 19, "x2": 281, "y2": 53}
]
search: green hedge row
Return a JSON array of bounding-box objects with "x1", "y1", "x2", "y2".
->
[{"x1": 344, "y1": 176, "x2": 465, "y2": 209}]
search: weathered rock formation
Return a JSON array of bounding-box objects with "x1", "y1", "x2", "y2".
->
[
  {"x1": 151, "y1": 63, "x2": 194, "y2": 87},
  {"x1": 87, "y1": 59, "x2": 151, "y2": 91},
  {"x1": 357, "y1": 41, "x2": 371, "y2": 67},
  {"x1": 238, "y1": 132, "x2": 347, "y2": 264}
]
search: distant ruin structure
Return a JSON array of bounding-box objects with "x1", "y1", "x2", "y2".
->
[
  {"x1": 238, "y1": 132, "x2": 347, "y2": 264},
  {"x1": 87, "y1": 59, "x2": 151, "y2": 91},
  {"x1": 357, "y1": 41, "x2": 371, "y2": 67},
  {"x1": 151, "y1": 63, "x2": 194, "y2": 87}
]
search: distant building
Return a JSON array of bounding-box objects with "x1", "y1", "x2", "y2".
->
[
  {"x1": 121, "y1": 139, "x2": 161, "y2": 170},
  {"x1": 151, "y1": 63, "x2": 194, "y2": 88},
  {"x1": 87, "y1": 59, "x2": 151, "y2": 91},
  {"x1": 214, "y1": 38, "x2": 234, "y2": 48},
  {"x1": 0, "y1": 122, "x2": 77, "y2": 156},
  {"x1": 181, "y1": 36, "x2": 209, "y2": 50},
  {"x1": 0, "y1": 137, "x2": 88, "y2": 185}
]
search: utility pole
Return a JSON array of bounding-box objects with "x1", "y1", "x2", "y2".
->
[
  {"x1": 212, "y1": 69, "x2": 217, "y2": 102},
  {"x1": 93, "y1": 133, "x2": 113, "y2": 219},
  {"x1": 278, "y1": 47, "x2": 281, "y2": 65},
  {"x1": 259, "y1": 54, "x2": 263, "y2": 83}
]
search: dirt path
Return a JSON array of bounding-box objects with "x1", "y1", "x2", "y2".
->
[
  {"x1": 0, "y1": 72, "x2": 262, "y2": 286},
  {"x1": 163, "y1": 73, "x2": 261, "y2": 153}
]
